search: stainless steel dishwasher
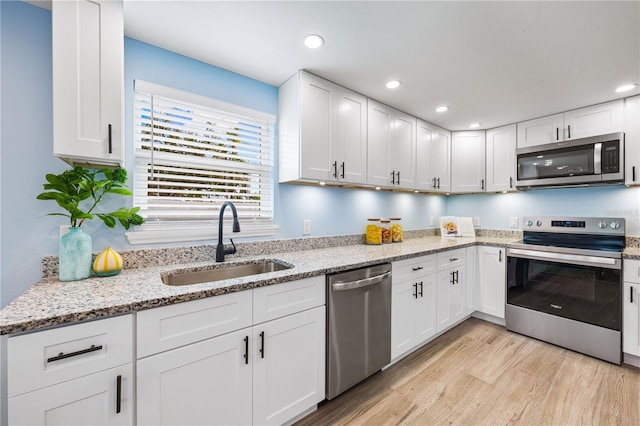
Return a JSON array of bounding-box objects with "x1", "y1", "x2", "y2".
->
[{"x1": 326, "y1": 263, "x2": 392, "y2": 400}]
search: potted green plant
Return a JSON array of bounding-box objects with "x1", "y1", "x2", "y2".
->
[{"x1": 37, "y1": 166, "x2": 144, "y2": 281}]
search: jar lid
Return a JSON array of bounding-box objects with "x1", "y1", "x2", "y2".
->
[
  {"x1": 389, "y1": 217, "x2": 402, "y2": 220},
  {"x1": 380, "y1": 219, "x2": 390, "y2": 223},
  {"x1": 367, "y1": 218, "x2": 380, "y2": 221}
]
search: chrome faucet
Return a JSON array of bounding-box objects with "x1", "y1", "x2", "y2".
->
[{"x1": 216, "y1": 201, "x2": 241, "y2": 262}]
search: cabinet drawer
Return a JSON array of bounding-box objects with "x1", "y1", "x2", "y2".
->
[
  {"x1": 8, "y1": 314, "x2": 133, "y2": 397},
  {"x1": 137, "y1": 290, "x2": 252, "y2": 358},
  {"x1": 253, "y1": 276, "x2": 325, "y2": 324},
  {"x1": 392, "y1": 255, "x2": 436, "y2": 284},
  {"x1": 624, "y1": 259, "x2": 640, "y2": 283},
  {"x1": 437, "y1": 249, "x2": 465, "y2": 270}
]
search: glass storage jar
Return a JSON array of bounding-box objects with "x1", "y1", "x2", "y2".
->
[
  {"x1": 389, "y1": 217, "x2": 403, "y2": 242},
  {"x1": 365, "y1": 218, "x2": 382, "y2": 245},
  {"x1": 380, "y1": 219, "x2": 392, "y2": 244}
]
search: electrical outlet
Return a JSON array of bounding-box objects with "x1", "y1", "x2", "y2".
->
[
  {"x1": 303, "y1": 219, "x2": 311, "y2": 235},
  {"x1": 429, "y1": 216, "x2": 434, "y2": 226},
  {"x1": 473, "y1": 217, "x2": 480, "y2": 227},
  {"x1": 509, "y1": 217, "x2": 519, "y2": 228}
]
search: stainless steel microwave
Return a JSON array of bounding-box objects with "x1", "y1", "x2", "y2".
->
[{"x1": 516, "y1": 132, "x2": 624, "y2": 189}]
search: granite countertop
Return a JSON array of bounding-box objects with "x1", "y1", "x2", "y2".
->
[{"x1": 2, "y1": 234, "x2": 638, "y2": 335}]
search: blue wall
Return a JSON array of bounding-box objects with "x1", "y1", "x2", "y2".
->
[{"x1": 0, "y1": 2, "x2": 638, "y2": 307}]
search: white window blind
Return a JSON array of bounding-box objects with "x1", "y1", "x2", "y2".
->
[{"x1": 128, "y1": 80, "x2": 277, "y2": 244}]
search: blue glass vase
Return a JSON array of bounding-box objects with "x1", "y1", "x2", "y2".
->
[{"x1": 59, "y1": 227, "x2": 92, "y2": 281}]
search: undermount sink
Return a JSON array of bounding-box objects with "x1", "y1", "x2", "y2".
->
[{"x1": 161, "y1": 259, "x2": 294, "y2": 286}]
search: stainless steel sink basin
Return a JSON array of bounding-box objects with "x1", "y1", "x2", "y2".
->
[{"x1": 161, "y1": 259, "x2": 294, "y2": 286}]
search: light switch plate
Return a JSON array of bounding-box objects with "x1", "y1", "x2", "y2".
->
[
  {"x1": 429, "y1": 216, "x2": 434, "y2": 226},
  {"x1": 303, "y1": 219, "x2": 311, "y2": 235},
  {"x1": 509, "y1": 217, "x2": 519, "y2": 228}
]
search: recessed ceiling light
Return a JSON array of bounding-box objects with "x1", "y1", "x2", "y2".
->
[
  {"x1": 304, "y1": 34, "x2": 324, "y2": 49},
  {"x1": 615, "y1": 84, "x2": 637, "y2": 93},
  {"x1": 469, "y1": 123, "x2": 481, "y2": 129},
  {"x1": 386, "y1": 80, "x2": 402, "y2": 89},
  {"x1": 436, "y1": 106, "x2": 449, "y2": 113}
]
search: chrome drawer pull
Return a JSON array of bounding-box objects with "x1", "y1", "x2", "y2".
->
[
  {"x1": 47, "y1": 344, "x2": 103, "y2": 363},
  {"x1": 412, "y1": 266, "x2": 424, "y2": 271},
  {"x1": 449, "y1": 257, "x2": 459, "y2": 262}
]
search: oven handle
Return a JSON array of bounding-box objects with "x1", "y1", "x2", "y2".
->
[{"x1": 507, "y1": 248, "x2": 621, "y2": 270}]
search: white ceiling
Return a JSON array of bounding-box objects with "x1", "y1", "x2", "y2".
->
[{"x1": 123, "y1": 2, "x2": 638, "y2": 130}]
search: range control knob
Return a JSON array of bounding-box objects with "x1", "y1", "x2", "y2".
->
[
  {"x1": 610, "y1": 221, "x2": 621, "y2": 229},
  {"x1": 536, "y1": 220, "x2": 542, "y2": 227},
  {"x1": 597, "y1": 221, "x2": 608, "y2": 229},
  {"x1": 526, "y1": 220, "x2": 533, "y2": 227}
]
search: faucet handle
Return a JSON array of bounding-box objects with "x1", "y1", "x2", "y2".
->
[{"x1": 229, "y1": 238, "x2": 237, "y2": 255}]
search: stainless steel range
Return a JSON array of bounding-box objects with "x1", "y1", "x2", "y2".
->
[{"x1": 506, "y1": 216, "x2": 625, "y2": 364}]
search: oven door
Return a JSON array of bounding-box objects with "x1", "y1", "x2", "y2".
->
[{"x1": 506, "y1": 247, "x2": 622, "y2": 331}]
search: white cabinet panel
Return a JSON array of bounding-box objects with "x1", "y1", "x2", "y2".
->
[
  {"x1": 516, "y1": 113, "x2": 564, "y2": 148},
  {"x1": 465, "y1": 246, "x2": 478, "y2": 314},
  {"x1": 9, "y1": 365, "x2": 133, "y2": 426},
  {"x1": 430, "y1": 127, "x2": 451, "y2": 192},
  {"x1": 563, "y1": 100, "x2": 623, "y2": 140},
  {"x1": 338, "y1": 89, "x2": 368, "y2": 184},
  {"x1": 477, "y1": 246, "x2": 506, "y2": 319},
  {"x1": 253, "y1": 276, "x2": 325, "y2": 324},
  {"x1": 52, "y1": 0, "x2": 124, "y2": 166},
  {"x1": 625, "y1": 95, "x2": 640, "y2": 186},
  {"x1": 416, "y1": 120, "x2": 433, "y2": 190},
  {"x1": 623, "y1": 282, "x2": 640, "y2": 357},
  {"x1": 137, "y1": 328, "x2": 253, "y2": 426},
  {"x1": 253, "y1": 307, "x2": 325, "y2": 426},
  {"x1": 436, "y1": 268, "x2": 465, "y2": 333},
  {"x1": 485, "y1": 124, "x2": 517, "y2": 192},
  {"x1": 451, "y1": 131, "x2": 486, "y2": 193}
]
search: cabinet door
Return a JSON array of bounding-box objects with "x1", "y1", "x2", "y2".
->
[
  {"x1": 516, "y1": 113, "x2": 564, "y2": 148},
  {"x1": 416, "y1": 120, "x2": 433, "y2": 190},
  {"x1": 623, "y1": 282, "x2": 640, "y2": 356},
  {"x1": 563, "y1": 100, "x2": 623, "y2": 140},
  {"x1": 253, "y1": 306, "x2": 325, "y2": 426},
  {"x1": 391, "y1": 281, "x2": 414, "y2": 359},
  {"x1": 465, "y1": 247, "x2": 478, "y2": 315},
  {"x1": 486, "y1": 124, "x2": 517, "y2": 192},
  {"x1": 137, "y1": 329, "x2": 252, "y2": 426},
  {"x1": 390, "y1": 112, "x2": 417, "y2": 189},
  {"x1": 9, "y1": 364, "x2": 133, "y2": 426},
  {"x1": 625, "y1": 96, "x2": 640, "y2": 186},
  {"x1": 300, "y1": 72, "x2": 337, "y2": 181},
  {"x1": 478, "y1": 246, "x2": 506, "y2": 319},
  {"x1": 367, "y1": 100, "x2": 393, "y2": 187},
  {"x1": 413, "y1": 274, "x2": 437, "y2": 344},
  {"x1": 337, "y1": 88, "x2": 367, "y2": 184},
  {"x1": 451, "y1": 131, "x2": 486, "y2": 193},
  {"x1": 52, "y1": 0, "x2": 124, "y2": 166},
  {"x1": 430, "y1": 127, "x2": 451, "y2": 192}
]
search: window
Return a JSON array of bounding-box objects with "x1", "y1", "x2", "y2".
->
[{"x1": 127, "y1": 81, "x2": 277, "y2": 244}]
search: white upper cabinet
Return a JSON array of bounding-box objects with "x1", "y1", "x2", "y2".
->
[
  {"x1": 367, "y1": 100, "x2": 416, "y2": 189},
  {"x1": 415, "y1": 120, "x2": 433, "y2": 191},
  {"x1": 451, "y1": 131, "x2": 486, "y2": 193},
  {"x1": 485, "y1": 124, "x2": 517, "y2": 192},
  {"x1": 429, "y1": 126, "x2": 452, "y2": 192},
  {"x1": 625, "y1": 95, "x2": 640, "y2": 186},
  {"x1": 52, "y1": 0, "x2": 124, "y2": 167},
  {"x1": 517, "y1": 100, "x2": 624, "y2": 148},
  {"x1": 279, "y1": 71, "x2": 367, "y2": 185}
]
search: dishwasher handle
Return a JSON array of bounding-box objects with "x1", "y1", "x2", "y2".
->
[{"x1": 331, "y1": 271, "x2": 391, "y2": 291}]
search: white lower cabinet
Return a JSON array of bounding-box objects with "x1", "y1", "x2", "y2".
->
[
  {"x1": 465, "y1": 246, "x2": 478, "y2": 315},
  {"x1": 436, "y1": 250, "x2": 466, "y2": 333},
  {"x1": 252, "y1": 307, "x2": 325, "y2": 425},
  {"x1": 137, "y1": 277, "x2": 326, "y2": 426},
  {"x1": 9, "y1": 365, "x2": 133, "y2": 426},
  {"x1": 391, "y1": 271, "x2": 437, "y2": 359},
  {"x1": 623, "y1": 260, "x2": 640, "y2": 356},
  {"x1": 7, "y1": 315, "x2": 134, "y2": 426},
  {"x1": 137, "y1": 328, "x2": 252, "y2": 425},
  {"x1": 477, "y1": 246, "x2": 506, "y2": 319}
]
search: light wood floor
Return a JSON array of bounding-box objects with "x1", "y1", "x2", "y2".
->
[{"x1": 297, "y1": 317, "x2": 640, "y2": 426}]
